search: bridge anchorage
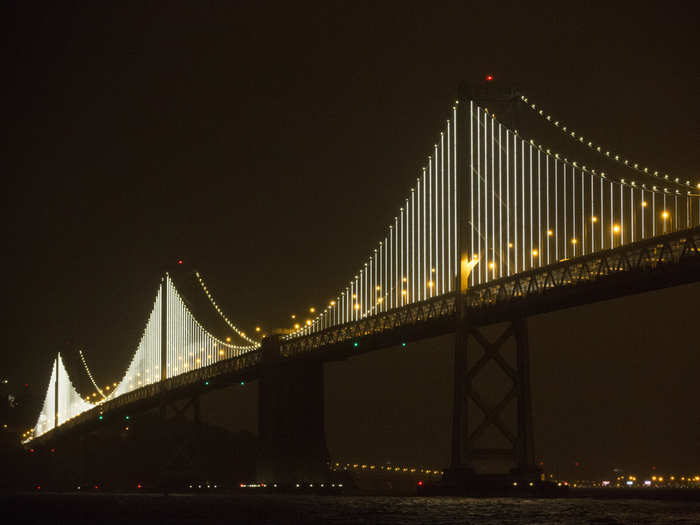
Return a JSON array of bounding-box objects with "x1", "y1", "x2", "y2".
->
[{"x1": 23, "y1": 80, "x2": 700, "y2": 493}]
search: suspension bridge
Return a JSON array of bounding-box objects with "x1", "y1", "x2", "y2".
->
[{"x1": 23, "y1": 83, "x2": 700, "y2": 488}]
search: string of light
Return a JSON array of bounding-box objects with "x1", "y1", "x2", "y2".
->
[
  {"x1": 518, "y1": 93, "x2": 697, "y2": 192},
  {"x1": 194, "y1": 271, "x2": 260, "y2": 348},
  {"x1": 173, "y1": 275, "x2": 255, "y2": 352},
  {"x1": 330, "y1": 460, "x2": 443, "y2": 476},
  {"x1": 78, "y1": 349, "x2": 106, "y2": 402}
]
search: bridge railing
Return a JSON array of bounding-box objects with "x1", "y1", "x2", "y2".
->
[
  {"x1": 281, "y1": 293, "x2": 456, "y2": 358},
  {"x1": 465, "y1": 226, "x2": 700, "y2": 312}
]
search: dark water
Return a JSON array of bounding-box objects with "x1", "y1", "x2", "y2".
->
[{"x1": 3, "y1": 493, "x2": 700, "y2": 524}]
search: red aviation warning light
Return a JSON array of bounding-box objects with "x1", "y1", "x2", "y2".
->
[
  {"x1": 486, "y1": 74, "x2": 494, "y2": 82},
  {"x1": 177, "y1": 259, "x2": 183, "y2": 265}
]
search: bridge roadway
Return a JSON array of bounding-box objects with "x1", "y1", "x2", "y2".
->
[{"x1": 30, "y1": 226, "x2": 700, "y2": 446}]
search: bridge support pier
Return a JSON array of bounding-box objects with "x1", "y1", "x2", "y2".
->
[
  {"x1": 257, "y1": 335, "x2": 329, "y2": 485},
  {"x1": 445, "y1": 317, "x2": 539, "y2": 488}
]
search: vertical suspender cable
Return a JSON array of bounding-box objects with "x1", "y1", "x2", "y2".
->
[
  {"x1": 563, "y1": 164, "x2": 567, "y2": 259},
  {"x1": 498, "y1": 124, "x2": 503, "y2": 277},
  {"x1": 591, "y1": 174, "x2": 595, "y2": 253},
  {"x1": 631, "y1": 187, "x2": 635, "y2": 242},
  {"x1": 554, "y1": 160, "x2": 558, "y2": 261},
  {"x1": 418, "y1": 177, "x2": 422, "y2": 301},
  {"x1": 470, "y1": 104, "x2": 475, "y2": 283},
  {"x1": 476, "y1": 107, "x2": 481, "y2": 283},
  {"x1": 581, "y1": 169, "x2": 585, "y2": 254},
  {"x1": 620, "y1": 183, "x2": 624, "y2": 244},
  {"x1": 506, "y1": 130, "x2": 510, "y2": 275},
  {"x1": 491, "y1": 116, "x2": 496, "y2": 278},
  {"x1": 514, "y1": 132, "x2": 518, "y2": 273},
  {"x1": 441, "y1": 131, "x2": 445, "y2": 292},
  {"x1": 610, "y1": 180, "x2": 614, "y2": 248},
  {"x1": 537, "y1": 148, "x2": 541, "y2": 266},
  {"x1": 546, "y1": 154, "x2": 550, "y2": 264},
  {"x1": 521, "y1": 140, "x2": 525, "y2": 270},
  {"x1": 529, "y1": 143, "x2": 534, "y2": 267},
  {"x1": 411, "y1": 190, "x2": 415, "y2": 302},
  {"x1": 572, "y1": 167, "x2": 576, "y2": 255},
  {"x1": 453, "y1": 107, "x2": 458, "y2": 289},
  {"x1": 447, "y1": 122, "x2": 452, "y2": 290}
]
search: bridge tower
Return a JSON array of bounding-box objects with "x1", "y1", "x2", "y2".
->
[
  {"x1": 257, "y1": 335, "x2": 329, "y2": 485},
  {"x1": 445, "y1": 82, "x2": 539, "y2": 488}
]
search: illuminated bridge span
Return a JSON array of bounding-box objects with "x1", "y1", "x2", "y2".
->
[{"x1": 26, "y1": 84, "x2": 700, "y2": 487}]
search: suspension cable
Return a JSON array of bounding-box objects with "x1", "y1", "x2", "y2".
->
[
  {"x1": 194, "y1": 271, "x2": 259, "y2": 347},
  {"x1": 518, "y1": 93, "x2": 695, "y2": 192},
  {"x1": 78, "y1": 349, "x2": 106, "y2": 401}
]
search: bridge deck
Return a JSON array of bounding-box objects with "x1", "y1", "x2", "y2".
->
[
  {"x1": 282, "y1": 226, "x2": 699, "y2": 358},
  {"x1": 29, "y1": 227, "x2": 699, "y2": 446}
]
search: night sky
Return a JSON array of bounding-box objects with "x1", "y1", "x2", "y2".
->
[{"x1": 4, "y1": 2, "x2": 699, "y2": 479}]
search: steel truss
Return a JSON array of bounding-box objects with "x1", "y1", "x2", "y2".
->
[
  {"x1": 283, "y1": 226, "x2": 700, "y2": 356},
  {"x1": 465, "y1": 226, "x2": 700, "y2": 317},
  {"x1": 450, "y1": 319, "x2": 535, "y2": 475}
]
